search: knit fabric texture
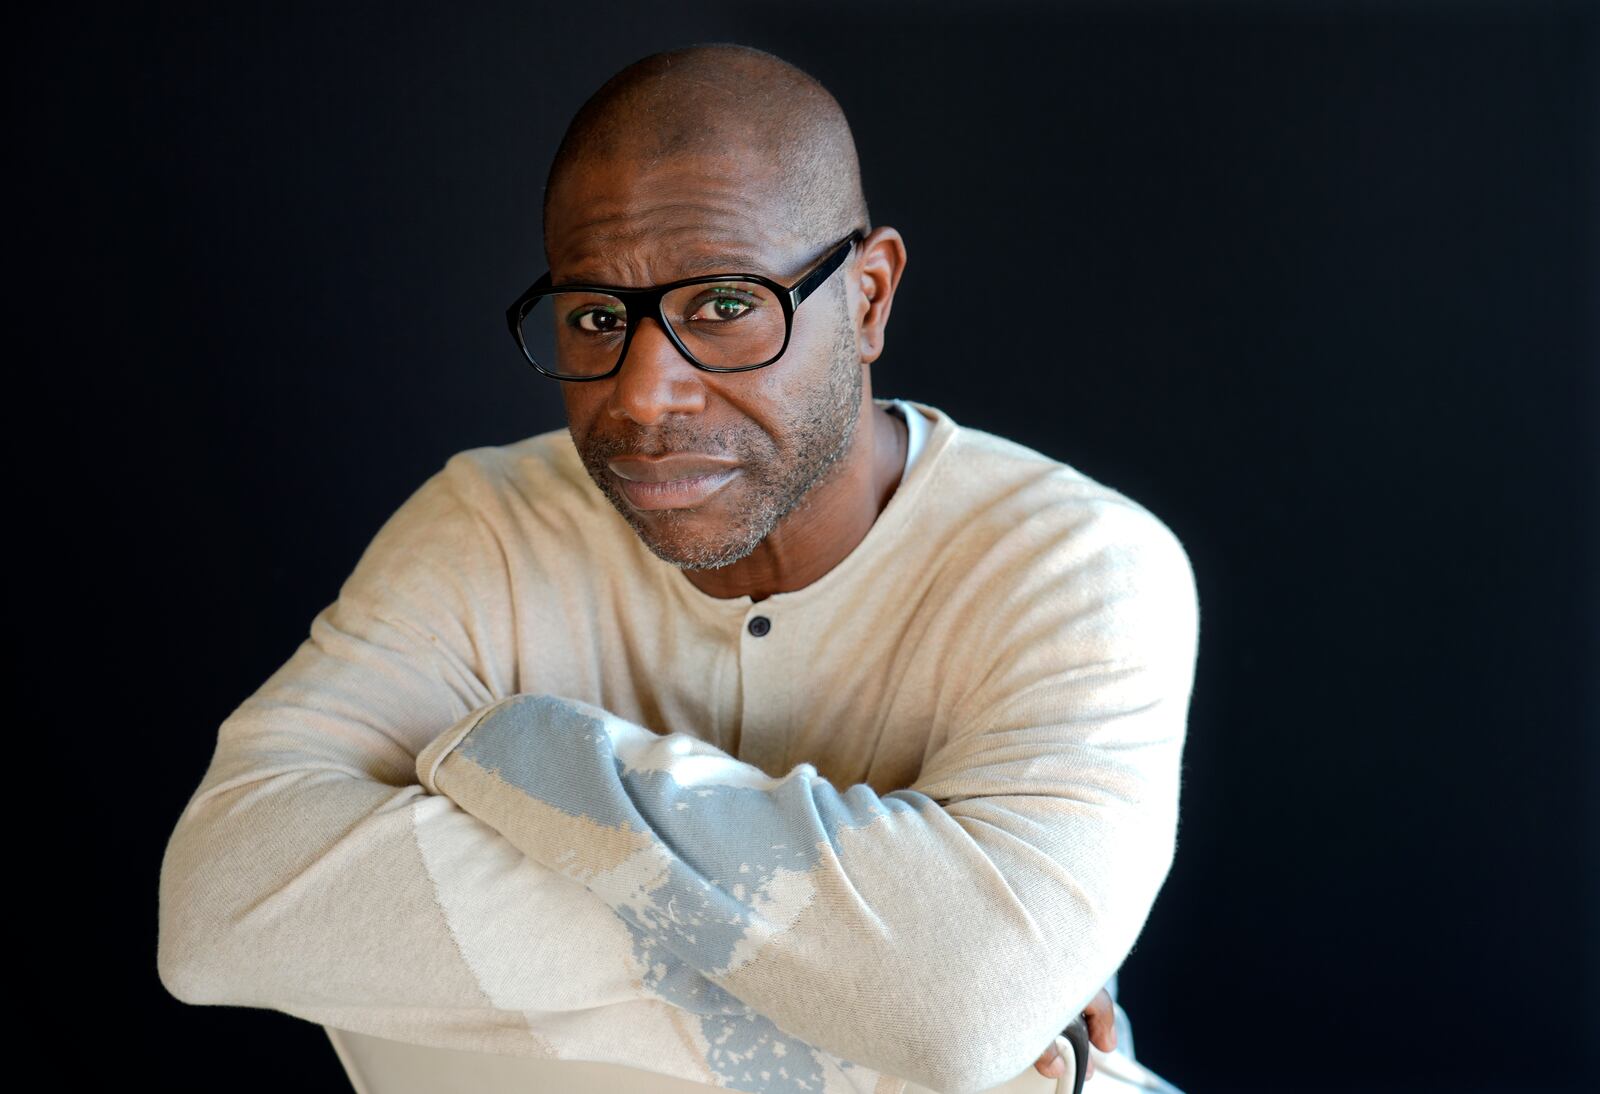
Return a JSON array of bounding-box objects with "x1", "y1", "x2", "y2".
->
[{"x1": 157, "y1": 397, "x2": 1201, "y2": 1094}]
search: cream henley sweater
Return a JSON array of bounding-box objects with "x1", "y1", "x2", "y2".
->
[{"x1": 156, "y1": 397, "x2": 1200, "y2": 1094}]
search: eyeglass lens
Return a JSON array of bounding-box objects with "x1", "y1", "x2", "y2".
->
[{"x1": 519, "y1": 280, "x2": 787, "y2": 377}]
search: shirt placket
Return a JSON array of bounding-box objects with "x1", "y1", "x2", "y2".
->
[{"x1": 735, "y1": 603, "x2": 788, "y2": 777}]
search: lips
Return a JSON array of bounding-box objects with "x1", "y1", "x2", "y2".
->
[
  {"x1": 606, "y1": 452, "x2": 742, "y2": 511},
  {"x1": 607, "y1": 453, "x2": 741, "y2": 483}
]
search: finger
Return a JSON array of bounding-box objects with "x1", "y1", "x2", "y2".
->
[
  {"x1": 1082, "y1": 987, "x2": 1119, "y2": 1052},
  {"x1": 1032, "y1": 1043, "x2": 1065, "y2": 1079}
]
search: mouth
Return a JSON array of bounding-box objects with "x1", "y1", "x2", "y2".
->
[{"x1": 607, "y1": 453, "x2": 742, "y2": 512}]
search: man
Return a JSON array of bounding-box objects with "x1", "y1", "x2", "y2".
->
[{"x1": 157, "y1": 42, "x2": 1198, "y2": 1094}]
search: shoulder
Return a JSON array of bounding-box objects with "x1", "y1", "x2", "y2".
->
[
  {"x1": 349, "y1": 425, "x2": 621, "y2": 592},
  {"x1": 908, "y1": 407, "x2": 1199, "y2": 661},
  {"x1": 419, "y1": 425, "x2": 615, "y2": 535},
  {"x1": 898, "y1": 412, "x2": 1201, "y2": 759},
  {"x1": 433, "y1": 424, "x2": 590, "y2": 502},
  {"x1": 927, "y1": 412, "x2": 1195, "y2": 594}
]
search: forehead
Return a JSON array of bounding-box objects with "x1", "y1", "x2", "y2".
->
[{"x1": 545, "y1": 154, "x2": 808, "y2": 287}]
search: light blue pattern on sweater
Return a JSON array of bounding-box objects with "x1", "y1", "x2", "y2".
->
[{"x1": 455, "y1": 693, "x2": 927, "y2": 1092}]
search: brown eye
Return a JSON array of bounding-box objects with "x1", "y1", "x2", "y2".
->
[
  {"x1": 570, "y1": 306, "x2": 625, "y2": 333},
  {"x1": 685, "y1": 289, "x2": 759, "y2": 323}
]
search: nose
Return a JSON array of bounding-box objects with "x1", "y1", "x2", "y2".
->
[{"x1": 606, "y1": 314, "x2": 708, "y2": 426}]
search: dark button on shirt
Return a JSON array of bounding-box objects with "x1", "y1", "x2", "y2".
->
[{"x1": 747, "y1": 615, "x2": 771, "y2": 637}]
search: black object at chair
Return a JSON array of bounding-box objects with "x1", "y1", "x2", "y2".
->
[{"x1": 1059, "y1": 1015, "x2": 1092, "y2": 1094}]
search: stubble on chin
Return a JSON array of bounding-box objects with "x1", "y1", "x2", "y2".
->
[{"x1": 618, "y1": 475, "x2": 775, "y2": 570}]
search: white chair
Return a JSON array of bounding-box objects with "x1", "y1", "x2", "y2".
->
[{"x1": 322, "y1": 1021, "x2": 1086, "y2": 1094}]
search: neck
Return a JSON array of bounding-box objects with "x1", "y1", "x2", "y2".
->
[{"x1": 680, "y1": 395, "x2": 908, "y2": 602}]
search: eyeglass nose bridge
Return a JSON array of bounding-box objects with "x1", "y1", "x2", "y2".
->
[{"x1": 606, "y1": 286, "x2": 708, "y2": 379}]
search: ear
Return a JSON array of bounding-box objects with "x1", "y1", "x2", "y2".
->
[{"x1": 852, "y1": 227, "x2": 907, "y2": 365}]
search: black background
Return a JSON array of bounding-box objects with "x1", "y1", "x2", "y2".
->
[{"x1": 21, "y1": 1, "x2": 1596, "y2": 1091}]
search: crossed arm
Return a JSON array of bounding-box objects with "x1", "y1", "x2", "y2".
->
[
  {"x1": 157, "y1": 460, "x2": 1199, "y2": 1094},
  {"x1": 406, "y1": 674, "x2": 1181, "y2": 1094}
]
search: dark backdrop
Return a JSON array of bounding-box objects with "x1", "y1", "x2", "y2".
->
[{"x1": 22, "y1": 2, "x2": 1596, "y2": 1091}]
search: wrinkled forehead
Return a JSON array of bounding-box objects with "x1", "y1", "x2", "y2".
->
[{"x1": 544, "y1": 153, "x2": 811, "y2": 288}]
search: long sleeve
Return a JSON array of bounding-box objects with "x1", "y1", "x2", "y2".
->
[
  {"x1": 415, "y1": 500, "x2": 1202, "y2": 1094},
  {"x1": 155, "y1": 457, "x2": 739, "y2": 1061}
]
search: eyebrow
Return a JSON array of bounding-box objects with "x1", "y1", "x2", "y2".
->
[
  {"x1": 555, "y1": 252, "x2": 771, "y2": 288},
  {"x1": 677, "y1": 253, "x2": 768, "y2": 275}
]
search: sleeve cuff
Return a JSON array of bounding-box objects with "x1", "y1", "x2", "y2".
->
[{"x1": 415, "y1": 700, "x2": 505, "y2": 794}]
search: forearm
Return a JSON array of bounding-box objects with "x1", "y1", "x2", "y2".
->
[
  {"x1": 157, "y1": 606, "x2": 762, "y2": 1079},
  {"x1": 159, "y1": 623, "x2": 895, "y2": 1092},
  {"x1": 157, "y1": 680, "x2": 678, "y2": 1032},
  {"x1": 419, "y1": 691, "x2": 1180, "y2": 1094}
]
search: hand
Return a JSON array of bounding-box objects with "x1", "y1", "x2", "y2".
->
[{"x1": 1033, "y1": 985, "x2": 1117, "y2": 1081}]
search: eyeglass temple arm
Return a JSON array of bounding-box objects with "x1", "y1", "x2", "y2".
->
[{"x1": 786, "y1": 230, "x2": 863, "y2": 309}]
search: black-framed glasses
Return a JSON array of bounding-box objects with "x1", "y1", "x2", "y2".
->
[{"x1": 506, "y1": 229, "x2": 864, "y2": 381}]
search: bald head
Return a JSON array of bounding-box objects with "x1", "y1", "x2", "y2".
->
[{"x1": 542, "y1": 43, "x2": 871, "y2": 260}]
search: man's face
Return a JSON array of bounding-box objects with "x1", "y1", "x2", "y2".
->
[{"x1": 546, "y1": 153, "x2": 864, "y2": 571}]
